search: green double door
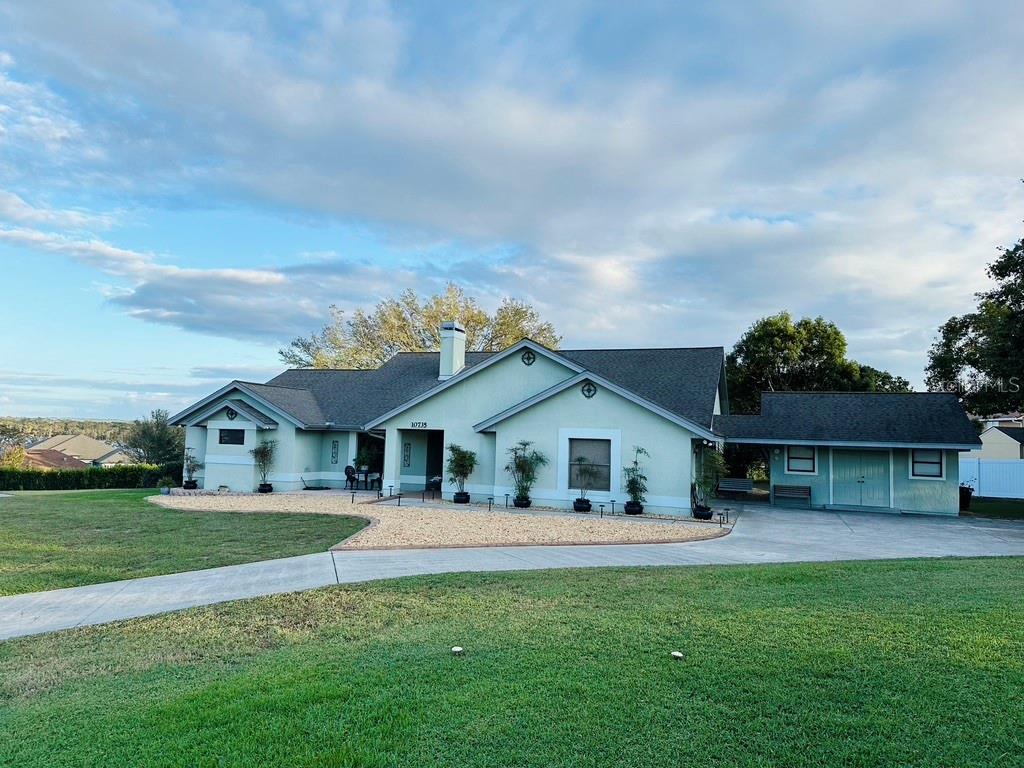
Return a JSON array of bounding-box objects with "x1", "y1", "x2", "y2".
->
[{"x1": 832, "y1": 450, "x2": 890, "y2": 508}]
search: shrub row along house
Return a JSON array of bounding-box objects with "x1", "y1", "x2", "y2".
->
[{"x1": 171, "y1": 322, "x2": 980, "y2": 515}]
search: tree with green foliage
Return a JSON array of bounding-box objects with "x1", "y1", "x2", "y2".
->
[
  {"x1": 726, "y1": 312, "x2": 911, "y2": 414},
  {"x1": 124, "y1": 410, "x2": 185, "y2": 465},
  {"x1": 926, "y1": 235, "x2": 1024, "y2": 416},
  {"x1": 0, "y1": 445, "x2": 28, "y2": 469},
  {"x1": 280, "y1": 283, "x2": 561, "y2": 369}
]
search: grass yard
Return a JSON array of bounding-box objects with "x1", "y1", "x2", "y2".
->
[
  {"x1": 0, "y1": 490, "x2": 365, "y2": 595},
  {"x1": 1, "y1": 557, "x2": 1022, "y2": 767},
  {"x1": 967, "y1": 496, "x2": 1024, "y2": 520}
]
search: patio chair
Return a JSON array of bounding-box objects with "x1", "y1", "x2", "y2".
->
[{"x1": 344, "y1": 465, "x2": 359, "y2": 490}]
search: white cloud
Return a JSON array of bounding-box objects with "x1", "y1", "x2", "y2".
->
[{"x1": 0, "y1": 0, "x2": 1022, "y2": 388}]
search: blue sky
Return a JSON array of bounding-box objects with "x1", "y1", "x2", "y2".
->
[{"x1": 1, "y1": 0, "x2": 1022, "y2": 419}]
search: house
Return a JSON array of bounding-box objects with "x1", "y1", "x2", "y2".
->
[
  {"x1": 978, "y1": 412, "x2": 1023, "y2": 430},
  {"x1": 27, "y1": 435, "x2": 134, "y2": 467},
  {"x1": 23, "y1": 449, "x2": 90, "y2": 471},
  {"x1": 171, "y1": 322, "x2": 980, "y2": 515},
  {"x1": 976, "y1": 426, "x2": 1024, "y2": 461}
]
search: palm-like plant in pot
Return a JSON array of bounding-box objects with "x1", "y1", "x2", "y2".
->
[
  {"x1": 692, "y1": 445, "x2": 725, "y2": 520},
  {"x1": 182, "y1": 447, "x2": 203, "y2": 490},
  {"x1": 504, "y1": 440, "x2": 549, "y2": 508},
  {"x1": 446, "y1": 443, "x2": 477, "y2": 503},
  {"x1": 250, "y1": 439, "x2": 277, "y2": 493},
  {"x1": 572, "y1": 456, "x2": 600, "y2": 512},
  {"x1": 622, "y1": 445, "x2": 649, "y2": 514}
]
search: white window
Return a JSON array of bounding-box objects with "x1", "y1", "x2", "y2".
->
[
  {"x1": 568, "y1": 438, "x2": 611, "y2": 492},
  {"x1": 786, "y1": 446, "x2": 816, "y2": 474},
  {"x1": 911, "y1": 449, "x2": 943, "y2": 478}
]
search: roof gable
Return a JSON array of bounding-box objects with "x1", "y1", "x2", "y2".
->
[
  {"x1": 992, "y1": 426, "x2": 1024, "y2": 445},
  {"x1": 472, "y1": 371, "x2": 718, "y2": 439}
]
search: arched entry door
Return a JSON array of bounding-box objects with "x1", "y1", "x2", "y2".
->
[{"x1": 832, "y1": 450, "x2": 890, "y2": 508}]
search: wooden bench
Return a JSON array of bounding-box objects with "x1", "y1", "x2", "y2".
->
[
  {"x1": 717, "y1": 478, "x2": 754, "y2": 496},
  {"x1": 771, "y1": 484, "x2": 812, "y2": 507}
]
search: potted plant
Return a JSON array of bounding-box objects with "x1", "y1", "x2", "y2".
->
[
  {"x1": 250, "y1": 439, "x2": 277, "y2": 493},
  {"x1": 959, "y1": 481, "x2": 975, "y2": 512},
  {"x1": 622, "y1": 445, "x2": 650, "y2": 514},
  {"x1": 504, "y1": 440, "x2": 549, "y2": 508},
  {"x1": 354, "y1": 446, "x2": 374, "y2": 471},
  {"x1": 157, "y1": 475, "x2": 176, "y2": 495},
  {"x1": 692, "y1": 445, "x2": 726, "y2": 520},
  {"x1": 182, "y1": 447, "x2": 203, "y2": 490},
  {"x1": 572, "y1": 456, "x2": 600, "y2": 512},
  {"x1": 446, "y1": 443, "x2": 477, "y2": 503}
]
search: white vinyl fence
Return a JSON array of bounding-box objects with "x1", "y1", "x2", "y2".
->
[{"x1": 959, "y1": 457, "x2": 1024, "y2": 499}]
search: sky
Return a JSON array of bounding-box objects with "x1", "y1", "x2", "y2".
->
[{"x1": 1, "y1": 0, "x2": 1022, "y2": 420}]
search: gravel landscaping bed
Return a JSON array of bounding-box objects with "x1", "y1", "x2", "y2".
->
[{"x1": 149, "y1": 492, "x2": 728, "y2": 549}]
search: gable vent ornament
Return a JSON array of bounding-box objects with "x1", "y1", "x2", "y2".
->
[
  {"x1": 521, "y1": 349, "x2": 536, "y2": 366},
  {"x1": 225, "y1": 407, "x2": 238, "y2": 420},
  {"x1": 581, "y1": 381, "x2": 597, "y2": 399}
]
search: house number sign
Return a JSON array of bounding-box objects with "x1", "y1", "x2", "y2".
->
[{"x1": 410, "y1": 421, "x2": 428, "y2": 428}]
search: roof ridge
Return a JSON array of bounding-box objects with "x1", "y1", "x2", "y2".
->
[
  {"x1": 238, "y1": 380, "x2": 313, "y2": 392},
  {"x1": 762, "y1": 390, "x2": 938, "y2": 395},
  {"x1": 562, "y1": 346, "x2": 724, "y2": 352}
]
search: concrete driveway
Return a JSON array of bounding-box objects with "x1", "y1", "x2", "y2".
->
[{"x1": 2, "y1": 506, "x2": 1022, "y2": 641}]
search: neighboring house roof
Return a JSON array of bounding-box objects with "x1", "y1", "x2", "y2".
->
[
  {"x1": 990, "y1": 426, "x2": 1024, "y2": 445},
  {"x1": 25, "y1": 449, "x2": 90, "y2": 470},
  {"x1": 25, "y1": 434, "x2": 130, "y2": 463},
  {"x1": 715, "y1": 392, "x2": 982, "y2": 448}
]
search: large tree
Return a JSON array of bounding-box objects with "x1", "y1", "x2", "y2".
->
[
  {"x1": 926, "y1": 235, "x2": 1024, "y2": 416},
  {"x1": 125, "y1": 409, "x2": 185, "y2": 465},
  {"x1": 280, "y1": 284, "x2": 561, "y2": 369},
  {"x1": 727, "y1": 312, "x2": 911, "y2": 414}
]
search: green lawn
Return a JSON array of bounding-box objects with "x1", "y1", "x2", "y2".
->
[
  {"x1": 1, "y1": 558, "x2": 1021, "y2": 767},
  {"x1": 967, "y1": 496, "x2": 1024, "y2": 520},
  {"x1": 0, "y1": 490, "x2": 365, "y2": 595}
]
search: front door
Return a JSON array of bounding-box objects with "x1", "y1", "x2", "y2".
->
[{"x1": 832, "y1": 450, "x2": 890, "y2": 508}]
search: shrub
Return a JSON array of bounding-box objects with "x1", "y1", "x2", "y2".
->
[{"x1": 0, "y1": 462, "x2": 183, "y2": 491}]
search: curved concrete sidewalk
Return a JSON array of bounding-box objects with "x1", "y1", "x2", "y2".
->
[{"x1": 2, "y1": 507, "x2": 1023, "y2": 641}]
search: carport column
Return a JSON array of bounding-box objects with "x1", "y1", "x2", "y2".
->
[
  {"x1": 381, "y1": 426, "x2": 401, "y2": 495},
  {"x1": 346, "y1": 432, "x2": 359, "y2": 467}
]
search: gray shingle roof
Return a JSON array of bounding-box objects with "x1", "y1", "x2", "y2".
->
[
  {"x1": 993, "y1": 426, "x2": 1024, "y2": 445},
  {"x1": 263, "y1": 352, "x2": 494, "y2": 427},
  {"x1": 715, "y1": 392, "x2": 981, "y2": 447},
  {"x1": 559, "y1": 347, "x2": 725, "y2": 428},
  {"x1": 259, "y1": 346, "x2": 725, "y2": 429}
]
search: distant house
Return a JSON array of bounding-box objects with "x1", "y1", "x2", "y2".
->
[
  {"x1": 977, "y1": 426, "x2": 1024, "y2": 461},
  {"x1": 27, "y1": 435, "x2": 134, "y2": 467},
  {"x1": 979, "y1": 412, "x2": 1023, "y2": 430},
  {"x1": 24, "y1": 449, "x2": 90, "y2": 471}
]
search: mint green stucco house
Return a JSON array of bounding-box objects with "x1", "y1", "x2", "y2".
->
[{"x1": 171, "y1": 322, "x2": 980, "y2": 515}]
